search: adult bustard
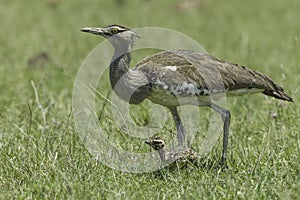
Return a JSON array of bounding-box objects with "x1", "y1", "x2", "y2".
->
[{"x1": 81, "y1": 24, "x2": 293, "y2": 166}]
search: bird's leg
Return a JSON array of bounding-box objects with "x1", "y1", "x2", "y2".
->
[
  {"x1": 210, "y1": 103, "x2": 231, "y2": 167},
  {"x1": 169, "y1": 107, "x2": 186, "y2": 147}
]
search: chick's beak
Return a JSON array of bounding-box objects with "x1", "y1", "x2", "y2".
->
[{"x1": 144, "y1": 140, "x2": 151, "y2": 145}]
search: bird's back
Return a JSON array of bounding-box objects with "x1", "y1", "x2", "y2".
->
[{"x1": 134, "y1": 50, "x2": 292, "y2": 103}]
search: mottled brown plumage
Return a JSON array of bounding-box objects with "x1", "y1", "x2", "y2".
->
[
  {"x1": 136, "y1": 50, "x2": 292, "y2": 103},
  {"x1": 145, "y1": 136, "x2": 198, "y2": 163},
  {"x1": 81, "y1": 25, "x2": 293, "y2": 167}
]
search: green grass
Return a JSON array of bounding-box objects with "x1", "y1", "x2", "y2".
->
[{"x1": 1, "y1": 0, "x2": 300, "y2": 199}]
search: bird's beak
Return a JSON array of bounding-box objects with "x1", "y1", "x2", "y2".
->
[
  {"x1": 144, "y1": 140, "x2": 151, "y2": 145},
  {"x1": 81, "y1": 27, "x2": 106, "y2": 36}
]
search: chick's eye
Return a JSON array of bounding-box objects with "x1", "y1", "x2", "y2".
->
[{"x1": 111, "y1": 28, "x2": 118, "y2": 34}]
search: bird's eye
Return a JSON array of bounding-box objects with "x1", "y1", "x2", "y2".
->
[{"x1": 111, "y1": 28, "x2": 119, "y2": 34}]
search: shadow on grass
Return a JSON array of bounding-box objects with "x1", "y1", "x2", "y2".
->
[{"x1": 146, "y1": 157, "x2": 231, "y2": 179}]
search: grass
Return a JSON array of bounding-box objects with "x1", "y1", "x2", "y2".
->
[{"x1": 0, "y1": 0, "x2": 300, "y2": 199}]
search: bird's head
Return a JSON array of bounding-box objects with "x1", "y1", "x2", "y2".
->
[
  {"x1": 81, "y1": 24, "x2": 140, "y2": 49},
  {"x1": 144, "y1": 136, "x2": 165, "y2": 151}
]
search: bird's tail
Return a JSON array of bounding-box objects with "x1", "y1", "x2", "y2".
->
[{"x1": 263, "y1": 89, "x2": 293, "y2": 102}]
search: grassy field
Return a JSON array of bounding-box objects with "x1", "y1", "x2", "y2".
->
[{"x1": 1, "y1": 0, "x2": 300, "y2": 199}]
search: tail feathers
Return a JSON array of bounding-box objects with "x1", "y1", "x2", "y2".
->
[{"x1": 263, "y1": 90, "x2": 293, "y2": 102}]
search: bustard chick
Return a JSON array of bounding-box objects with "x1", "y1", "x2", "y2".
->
[
  {"x1": 81, "y1": 24, "x2": 293, "y2": 166},
  {"x1": 145, "y1": 136, "x2": 197, "y2": 163}
]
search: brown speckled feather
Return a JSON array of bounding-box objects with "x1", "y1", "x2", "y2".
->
[{"x1": 135, "y1": 50, "x2": 292, "y2": 102}]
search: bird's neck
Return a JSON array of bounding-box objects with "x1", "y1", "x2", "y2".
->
[
  {"x1": 109, "y1": 43, "x2": 150, "y2": 104},
  {"x1": 110, "y1": 46, "x2": 131, "y2": 89},
  {"x1": 158, "y1": 148, "x2": 166, "y2": 162}
]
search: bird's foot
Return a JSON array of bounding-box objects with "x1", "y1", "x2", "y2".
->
[{"x1": 218, "y1": 157, "x2": 228, "y2": 170}]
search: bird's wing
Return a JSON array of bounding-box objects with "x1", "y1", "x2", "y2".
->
[
  {"x1": 135, "y1": 50, "x2": 210, "y2": 97},
  {"x1": 135, "y1": 50, "x2": 292, "y2": 101}
]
